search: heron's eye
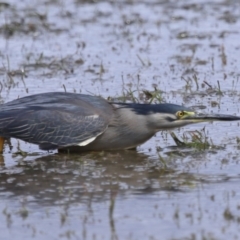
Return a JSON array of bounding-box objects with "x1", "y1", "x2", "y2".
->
[{"x1": 176, "y1": 111, "x2": 185, "y2": 118}]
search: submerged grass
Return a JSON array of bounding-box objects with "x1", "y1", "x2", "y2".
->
[
  {"x1": 142, "y1": 87, "x2": 164, "y2": 103},
  {"x1": 108, "y1": 86, "x2": 165, "y2": 104},
  {"x1": 170, "y1": 128, "x2": 213, "y2": 150}
]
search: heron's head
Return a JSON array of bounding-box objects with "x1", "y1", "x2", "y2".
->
[{"x1": 126, "y1": 103, "x2": 240, "y2": 131}]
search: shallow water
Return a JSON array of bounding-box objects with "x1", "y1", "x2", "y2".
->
[{"x1": 1, "y1": 0, "x2": 240, "y2": 239}]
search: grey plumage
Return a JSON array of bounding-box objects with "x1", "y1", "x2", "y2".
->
[
  {"x1": 0, "y1": 92, "x2": 239, "y2": 152},
  {"x1": 0, "y1": 92, "x2": 113, "y2": 150}
]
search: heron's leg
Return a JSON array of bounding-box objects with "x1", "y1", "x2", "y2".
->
[{"x1": 0, "y1": 137, "x2": 5, "y2": 153}]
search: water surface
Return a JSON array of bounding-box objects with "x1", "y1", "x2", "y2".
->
[{"x1": 1, "y1": 0, "x2": 240, "y2": 239}]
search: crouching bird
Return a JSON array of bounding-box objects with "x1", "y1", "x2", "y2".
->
[{"x1": 0, "y1": 92, "x2": 239, "y2": 153}]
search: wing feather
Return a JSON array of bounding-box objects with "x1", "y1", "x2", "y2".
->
[
  {"x1": 0, "y1": 93, "x2": 113, "y2": 150},
  {"x1": 0, "y1": 109, "x2": 109, "y2": 149}
]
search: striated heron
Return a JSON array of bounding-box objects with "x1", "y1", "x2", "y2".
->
[{"x1": 0, "y1": 92, "x2": 239, "y2": 153}]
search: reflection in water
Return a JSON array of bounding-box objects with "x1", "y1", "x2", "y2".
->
[
  {"x1": 0, "y1": 149, "x2": 233, "y2": 207},
  {"x1": 0, "y1": 151, "x2": 176, "y2": 205},
  {"x1": 1, "y1": 147, "x2": 240, "y2": 239}
]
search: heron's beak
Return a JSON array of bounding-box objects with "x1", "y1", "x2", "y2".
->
[{"x1": 186, "y1": 112, "x2": 240, "y2": 122}]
